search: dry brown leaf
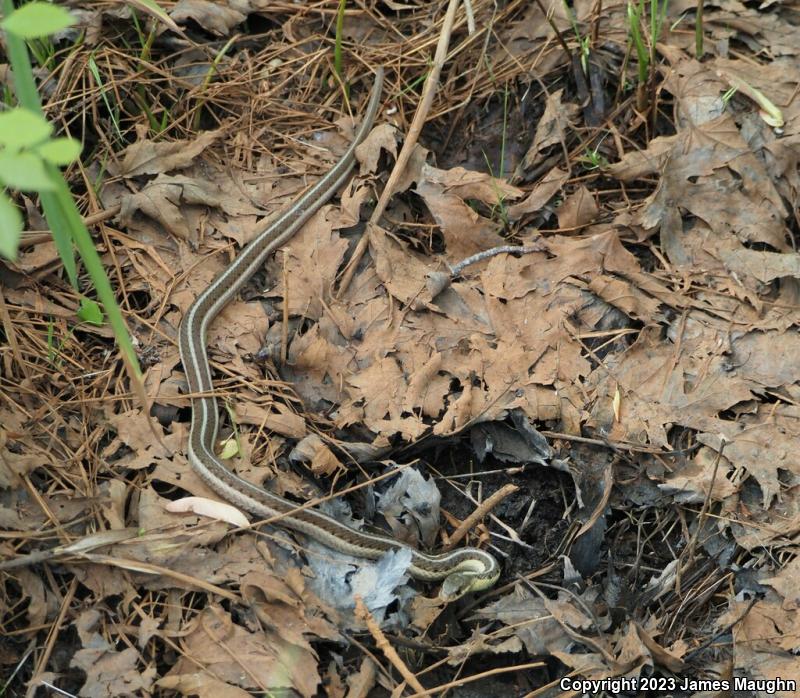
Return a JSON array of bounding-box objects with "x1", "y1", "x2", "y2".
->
[
  {"x1": 699, "y1": 424, "x2": 800, "y2": 508},
  {"x1": 160, "y1": 604, "x2": 321, "y2": 696},
  {"x1": 506, "y1": 166, "x2": 569, "y2": 219},
  {"x1": 287, "y1": 434, "x2": 344, "y2": 477},
  {"x1": 422, "y1": 163, "x2": 524, "y2": 203},
  {"x1": 761, "y1": 556, "x2": 800, "y2": 610},
  {"x1": 285, "y1": 323, "x2": 357, "y2": 406},
  {"x1": 355, "y1": 122, "x2": 398, "y2": 174},
  {"x1": 633, "y1": 623, "x2": 686, "y2": 673},
  {"x1": 659, "y1": 446, "x2": 737, "y2": 503},
  {"x1": 71, "y1": 609, "x2": 157, "y2": 696},
  {"x1": 10, "y1": 239, "x2": 60, "y2": 273},
  {"x1": 719, "y1": 597, "x2": 800, "y2": 696},
  {"x1": 471, "y1": 585, "x2": 580, "y2": 656},
  {"x1": 347, "y1": 356, "x2": 427, "y2": 440},
  {"x1": 110, "y1": 129, "x2": 222, "y2": 177},
  {"x1": 721, "y1": 249, "x2": 800, "y2": 283},
  {"x1": 269, "y1": 208, "x2": 351, "y2": 319},
  {"x1": 415, "y1": 176, "x2": 505, "y2": 261},
  {"x1": 345, "y1": 658, "x2": 378, "y2": 698},
  {"x1": 722, "y1": 480, "x2": 800, "y2": 551},
  {"x1": 588, "y1": 325, "x2": 756, "y2": 447},
  {"x1": 369, "y1": 223, "x2": 442, "y2": 307},
  {"x1": 402, "y1": 351, "x2": 449, "y2": 417},
  {"x1": 170, "y1": 0, "x2": 246, "y2": 35},
  {"x1": 521, "y1": 89, "x2": 578, "y2": 168},
  {"x1": 556, "y1": 185, "x2": 599, "y2": 230},
  {"x1": 4, "y1": 568, "x2": 53, "y2": 627},
  {"x1": 240, "y1": 569, "x2": 340, "y2": 648},
  {"x1": 235, "y1": 401, "x2": 307, "y2": 439},
  {"x1": 587, "y1": 275, "x2": 661, "y2": 322}
]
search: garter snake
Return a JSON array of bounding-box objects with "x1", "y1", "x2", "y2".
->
[{"x1": 178, "y1": 67, "x2": 499, "y2": 600}]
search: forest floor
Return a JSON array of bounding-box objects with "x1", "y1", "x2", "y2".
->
[{"x1": 1, "y1": 1, "x2": 799, "y2": 696}]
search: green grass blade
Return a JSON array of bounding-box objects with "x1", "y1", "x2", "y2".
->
[
  {"x1": 47, "y1": 165, "x2": 142, "y2": 378},
  {"x1": 2, "y1": 0, "x2": 142, "y2": 380}
]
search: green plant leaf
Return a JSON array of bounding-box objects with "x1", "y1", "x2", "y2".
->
[
  {"x1": 78, "y1": 297, "x2": 104, "y2": 325},
  {"x1": 126, "y1": 0, "x2": 176, "y2": 28},
  {"x1": 219, "y1": 436, "x2": 240, "y2": 459},
  {"x1": 0, "y1": 191, "x2": 23, "y2": 260},
  {"x1": 0, "y1": 108, "x2": 53, "y2": 150},
  {"x1": 2, "y1": 0, "x2": 143, "y2": 400},
  {"x1": 1, "y1": 2, "x2": 76, "y2": 39},
  {"x1": 35, "y1": 136, "x2": 81, "y2": 165},
  {"x1": 0, "y1": 152, "x2": 55, "y2": 191}
]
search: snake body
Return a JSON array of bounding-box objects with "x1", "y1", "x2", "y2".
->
[{"x1": 178, "y1": 68, "x2": 499, "y2": 600}]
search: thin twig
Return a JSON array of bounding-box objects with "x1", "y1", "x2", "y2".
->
[
  {"x1": 355, "y1": 595, "x2": 426, "y2": 694},
  {"x1": 449, "y1": 243, "x2": 545, "y2": 277},
  {"x1": 406, "y1": 661, "x2": 546, "y2": 698},
  {"x1": 442, "y1": 483, "x2": 518, "y2": 551},
  {"x1": 337, "y1": 0, "x2": 463, "y2": 296},
  {"x1": 29, "y1": 577, "x2": 78, "y2": 688},
  {"x1": 677, "y1": 437, "x2": 727, "y2": 594},
  {"x1": 683, "y1": 596, "x2": 757, "y2": 663}
]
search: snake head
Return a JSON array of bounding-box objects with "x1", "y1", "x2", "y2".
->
[{"x1": 438, "y1": 555, "x2": 500, "y2": 601}]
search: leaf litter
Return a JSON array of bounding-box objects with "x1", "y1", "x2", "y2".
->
[{"x1": 1, "y1": 0, "x2": 800, "y2": 696}]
